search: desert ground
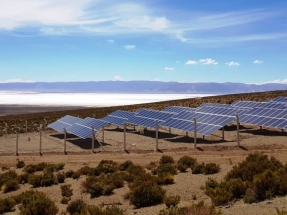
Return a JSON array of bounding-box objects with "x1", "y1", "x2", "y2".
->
[{"x1": 1, "y1": 122, "x2": 287, "y2": 215}]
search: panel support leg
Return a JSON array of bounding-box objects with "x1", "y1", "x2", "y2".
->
[
  {"x1": 236, "y1": 114, "x2": 240, "y2": 147},
  {"x1": 193, "y1": 118, "x2": 197, "y2": 149},
  {"x1": 124, "y1": 124, "x2": 127, "y2": 151},
  {"x1": 64, "y1": 129, "x2": 67, "y2": 154},
  {"x1": 91, "y1": 126, "x2": 95, "y2": 152},
  {"x1": 155, "y1": 121, "x2": 159, "y2": 152}
]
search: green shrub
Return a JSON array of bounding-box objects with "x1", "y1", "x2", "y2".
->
[
  {"x1": 67, "y1": 199, "x2": 86, "y2": 215},
  {"x1": 3, "y1": 179, "x2": 20, "y2": 193},
  {"x1": 156, "y1": 163, "x2": 177, "y2": 176},
  {"x1": 119, "y1": 160, "x2": 134, "y2": 171},
  {"x1": 16, "y1": 160, "x2": 25, "y2": 168},
  {"x1": 243, "y1": 188, "x2": 257, "y2": 204},
  {"x1": 78, "y1": 165, "x2": 94, "y2": 175},
  {"x1": 204, "y1": 163, "x2": 220, "y2": 175},
  {"x1": 56, "y1": 172, "x2": 66, "y2": 183},
  {"x1": 160, "y1": 155, "x2": 175, "y2": 165},
  {"x1": 28, "y1": 174, "x2": 42, "y2": 187},
  {"x1": 164, "y1": 195, "x2": 181, "y2": 208},
  {"x1": 60, "y1": 197, "x2": 70, "y2": 204},
  {"x1": 177, "y1": 163, "x2": 188, "y2": 173},
  {"x1": 61, "y1": 184, "x2": 73, "y2": 197},
  {"x1": 65, "y1": 170, "x2": 74, "y2": 178},
  {"x1": 0, "y1": 197, "x2": 16, "y2": 213},
  {"x1": 177, "y1": 155, "x2": 197, "y2": 169},
  {"x1": 72, "y1": 170, "x2": 81, "y2": 179},
  {"x1": 158, "y1": 173, "x2": 175, "y2": 185},
  {"x1": 41, "y1": 172, "x2": 57, "y2": 186},
  {"x1": 129, "y1": 181, "x2": 166, "y2": 208},
  {"x1": 0, "y1": 170, "x2": 18, "y2": 187},
  {"x1": 82, "y1": 176, "x2": 104, "y2": 198},
  {"x1": 19, "y1": 190, "x2": 58, "y2": 215},
  {"x1": 98, "y1": 160, "x2": 119, "y2": 174},
  {"x1": 192, "y1": 163, "x2": 205, "y2": 174},
  {"x1": 104, "y1": 205, "x2": 124, "y2": 215},
  {"x1": 18, "y1": 173, "x2": 30, "y2": 184}
]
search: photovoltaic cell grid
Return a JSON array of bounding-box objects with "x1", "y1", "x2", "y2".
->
[
  {"x1": 268, "y1": 97, "x2": 287, "y2": 104},
  {"x1": 48, "y1": 115, "x2": 82, "y2": 133},
  {"x1": 239, "y1": 108, "x2": 287, "y2": 129},
  {"x1": 127, "y1": 109, "x2": 175, "y2": 129},
  {"x1": 66, "y1": 117, "x2": 108, "y2": 139},
  {"x1": 161, "y1": 110, "x2": 235, "y2": 135},
  {"x1": 163, "y1": 106, "x2": 195, "y2": 114},
  {"x1": 232, "y1": 101, "x2": 286, "y2": 109},
  {"x1": 101, "y1": 110, "x2": 135, "y2": 126},
  {"x1": 196, "y1": 106, "x2": 247, "y2": 117}
]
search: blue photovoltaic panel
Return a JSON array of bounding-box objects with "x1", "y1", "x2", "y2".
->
[
  {"x1": 127, "y1": 116, "x2": 158, "y2": 129},
  {"x1": 48, "y1": 115, "x2": 82, "y2": 132},
  {"x1": 232, "y1": 101, "x2": 286, "y2": 109},
  {"x1": 270, "y1": 97, "x2": 287, "y2": 103},
  {"x1": 66, "y1": 117, "x2": 108, "y2": 139},
  {"x1": 101, "y1": 110, "x2": 135, "y2": 126},
  {"x1": 163, "y1": 106, "x2": 195, "y2": 113},
  {"x1": 239, "y1": 107, "x2": 287, "y2": 129}
]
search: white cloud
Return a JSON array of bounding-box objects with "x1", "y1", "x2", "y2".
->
[
  {"x1": 113, "y1": 75, "x2": 123, "y2": 81},
  {"x1": 164, "y1": 67, "x2": 174, "y2": 71},
  {"x1": 0, "y1": 79, "x2": 34, "y2": 83},
  {"x1": 0, "y1": 0, "x2": 284, "y2": 46},
  {"x1": 253, "y1": 60, "x2": 264, "y2": 64},
  {"x1": 267, "y1": 79, "x2": 287, "y2": 84},
  {"x1": 185, "y1": 60, "x2": 197, "y2": 65},
  {"x1": 124, "y1": 45, "x2": 135, "y2": 50},
  {"x1": 199, "y1": 58, "x2": 218, "y2": 65},
  {"x1": 226, "y1": 61, "x2": 240, "y2": 66},
  {"x1": 107, "y1": 39, "x2": 114, "y2": 43}
]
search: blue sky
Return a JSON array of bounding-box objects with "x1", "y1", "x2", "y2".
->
[{"x1": 0, "y1": 0, "x2": 286, "y2": 84}]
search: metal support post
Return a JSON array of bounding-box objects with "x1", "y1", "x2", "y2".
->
[
  {"x1": 193, "y1": 118, "x2": 197, "y2": 149},
  {"x1": 236, "y1": 114, "x2": 240, "y2": 147},
  {"x1": 64, "y1": 128, "x2": 67, "y2": 154},
  {"x1": 155, "y1": 121, "x2": 159, "y2": 152},
  {"x1": 91, "y1": 126, "x2": 95, "y2": 152},
  {"x1": 102, "y1": 126, "x2": 105, "y2": 143},
  {"x1": 124, "y1": 124, "x2": 127, "y2": 151}
]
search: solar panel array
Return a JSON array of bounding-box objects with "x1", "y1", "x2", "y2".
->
[
  {"x1": 232, "y1": 101, "x2": 285, "y2": 109},
  {"x1": 163, "y1": 106, "x2": 195, "y2": 113},
  {"x1": 48, "y1": 115, "x2": 82, "y2": 133},
  {"x1": 268, "y1": 97, "x2": 287, "y2": 104},
  {"x1": 196, "y1": 105, "x2": 247, "y2": 117},
  {"x1": 66, "y1": 117, "x2": 108, "y2": 139},
  {"x1": 127, "y1": 109, "x2": 175, "y2": 129},
  {"x1": 239, "y1": 108, "x2": 287, "y2": 129},
  {"x1": 101, "y1": 110, "x2": 134, "y2": 126},
  {"x1": 161, "y1": 110, "x2": 235, "y2": 135}
]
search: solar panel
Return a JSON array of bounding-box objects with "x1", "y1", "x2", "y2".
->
[
  {"x1": 101, "y1": 110, "x2": 135, "y2": 126},
  {"x1": 270, "y1": 97, "x2": 287, "y2": 103},
  {"x1": 66, "y1": 117, "x2": 108, "y2": 139},
  {"x1": 48, "y1": 115, "x2": 82, "y2": 132},
  {"x1": 239, "y1": 107, "x2": 287, "y2": 129},
  {"x1": 232, "y1": 101, "x2": 286, "y2": 109},
  {"x1": 163, "y1": 106, "x2": 195, "y2": 113}
]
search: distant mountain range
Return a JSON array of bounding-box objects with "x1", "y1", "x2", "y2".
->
[{"x1": 1, "y1": 81, "x2": 287, "y2": 94}]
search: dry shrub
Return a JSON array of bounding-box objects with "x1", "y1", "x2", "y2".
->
[
  {"x1": 158, "y1": 173, "x2": 174, "y2": 185},
  {"x1": 146, "y1": 161, "x2": 158, "y2": 170},
  {"x1": 160, "y1": 155, "x2": 175, "y2": 165},
  {"x1": 156, "y1": 163, "x2": 177, "y2": 176},
  {"x1": 0, "y1": 197, "x2": 16, "y2": 213},
  {"x1": 18, "y1": 190, "x2": 58, "y2": 215},
  {"x1": 61, "y1": 184, "x2": 73, "y2": 197},
  {"x1": 16, "y1": 160, "x2": 25, "y2": 168},
  {"x1": 2, "y1": 179, "x2": 19, "y2": 193},
  {"x1": 164, "y1": 195, "x2": 181, "y2": 208},
  {"x1": 192, "y1": 163, "x2": 205, "y2": 174},
  {"x1": 119, "y1": 160, "x2": 134, "y2": 171},
  {"x1": 204, "y1": 163, "x2": 220, "y2": 175},
  {"x1": 177, "y1": 155, "x2": 197, "y2": 169},
  {"x1": 97, "y1": 160, "x2": 119, "y2": 174},
  {"x1": 0, "y1": 170, "x2": 18, "y2": 188},
  {"x1": 129, "y1": 181, "x2": 166, "y2": 208}
]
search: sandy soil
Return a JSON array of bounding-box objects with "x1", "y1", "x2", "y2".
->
[{"x1": 1, "y1": 124, "x2": 287, "y2": 215}]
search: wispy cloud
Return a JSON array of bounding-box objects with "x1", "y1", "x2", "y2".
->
[
  {"x1": 0, "y1": 79, "x2": 35, "y2": 83},
  {"x1": 199, "y1": 58, "x2": 218, "y2": 65},
  {"x1": 185, "y1": 58, "x2": 218, "y2": 65},
  {"x1": 107, "y1": 39, "x2": 115, "y2": 43},
  {"x1": 267, "y1": 79, "x2": 287, "y2": 84},
  {"x1": 185, "y1": 60, "x2": 197, "y2": 65},
  {"x1": 124, "y1": 45, "x2": 135, "y2": 50},
  {"x1": 113, "y1": 75, "x2": 123, "y2": 81},
  {"x1": 0, "y1": 1, "x2": 285, "y2": 45},
  {"x1": 253, "y1": 60, "x2": 264, "y2": 64},
  {"x1": 226, "y1": 61, "x2": 240, "y2": 66},
  {"x1": 164, "y1": 67, "x2": 174, "y2": 71}
]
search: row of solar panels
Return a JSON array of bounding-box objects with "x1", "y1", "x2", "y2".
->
[{"x1": 48, "y1": 96, "x2": 287, "y2": 139}]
